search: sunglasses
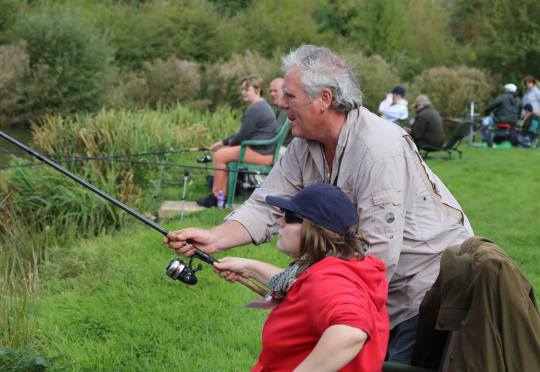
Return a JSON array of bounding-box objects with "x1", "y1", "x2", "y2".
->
[{"x1": 283, "y1": 210, "x2": 304, "y2": 224}]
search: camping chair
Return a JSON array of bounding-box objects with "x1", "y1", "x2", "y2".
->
[
  {"x1": 418, "y1": 122, "x2": 473, "y2": 160},
  {"x1": 226, "y1": 120, "x2": 290, "y2": 207}
]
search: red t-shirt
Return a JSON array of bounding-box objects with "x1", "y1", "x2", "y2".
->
[{"x1": 252, "y1": 256, "x2": 389, "y2": 372}]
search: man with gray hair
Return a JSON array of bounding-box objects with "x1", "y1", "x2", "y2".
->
[
  {"x1": 410, "y1": 94, "x2": 445, "y2": 149},
  {"x1": 164, "y1": 45, "x2": 473, "y2": 365}
]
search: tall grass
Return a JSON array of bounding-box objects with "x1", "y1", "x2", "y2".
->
[
  {"x1": 2, "y1": 105, "x2": 239, "y2": 239},
  {"x1": 0, "y1": 105, "x2": 240, "y2": 354}
]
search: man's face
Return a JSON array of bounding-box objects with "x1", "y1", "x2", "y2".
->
[
  {"x1": 280, "y1": 68, "x2": 322, "y2": 139},
  {"x1": 269, "y1": 79, "x2": 284, "y2": 106}
]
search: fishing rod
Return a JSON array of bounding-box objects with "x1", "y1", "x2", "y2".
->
[{"x1": 0, "y1": 130, "x2": 267, "y2": 296}]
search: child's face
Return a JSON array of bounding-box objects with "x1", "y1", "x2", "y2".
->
[{"x1": 276, "y1": 215, "x2": 302, "y2": 258}]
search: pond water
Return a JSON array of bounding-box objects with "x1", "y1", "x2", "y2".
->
[{"x1": 0, "y1": 126, "x2": 33, "y2": 168}]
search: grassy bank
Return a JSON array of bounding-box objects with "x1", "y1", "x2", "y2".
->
[{"x1": 2, "y1": 146, "x2": 540, "y2": 370}]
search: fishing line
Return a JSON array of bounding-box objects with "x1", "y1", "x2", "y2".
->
[{"x1": 0, "y1": 154, "x2": 270, "y2": 176}]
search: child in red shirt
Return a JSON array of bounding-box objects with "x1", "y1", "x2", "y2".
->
[{"x1": 214, "y1": 183, "x2": 389, "y2": 371}]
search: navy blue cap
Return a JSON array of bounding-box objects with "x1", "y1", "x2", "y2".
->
[
  {"x1": 391, "y1": 85, "x2": 406, "y2": 96},
  {"x1": 266, "y1": 183, "x2": 358, "y2": 235}
]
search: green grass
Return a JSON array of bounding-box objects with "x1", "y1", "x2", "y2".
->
[{"x1": 2, "y1": 146, "x2": 540, "y2": 370}]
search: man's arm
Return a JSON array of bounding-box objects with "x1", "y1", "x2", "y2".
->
[
  {"x1": 294, "y1": 325, "x2": 367, "y2": 372},
  {"x1": 355, "y1": 154, "x2": 408, "y2": 281},
  {"x1": 411, "y1": 115, "x2": 427, "y2": 141},
  {"x1": 164, "y1": 220, "x2": 252, "y2": 256},
  {"x1": 379, "y1": 100, "x2": 408, "y2": 121}
]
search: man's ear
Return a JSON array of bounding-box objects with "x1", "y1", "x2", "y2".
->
[{"x1": 320, "y1": 88, "x2": 333, "y2": 109}]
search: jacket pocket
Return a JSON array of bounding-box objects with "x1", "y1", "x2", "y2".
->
[{"x1": 371, "y1": 190, "x2": 403, "y2": 241}]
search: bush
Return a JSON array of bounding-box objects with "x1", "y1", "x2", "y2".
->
[
  {"x1": 143, "y1": 57, "x2": 204, "y2": 108},
  {"x1": 108, "y1": 71, "x2": 150, "y2": 111},
  {"x1": 108, "y1": 57, "x2": 206, "y2": 110},
  {"x1": 204, "y1": 51, "x2": 279, "y2": 109},
  {"x1": 410, "y1": 66, "x2": 494, "y2": 117},
  {"x1": 238, "y1": 0, "x2": 322, "y2": 57},
  {"x1": 345, "y1": 53, "x2": 401, "y2": 112},
  {"x1": 10, "y1": 7, "x2": 114, "y2": 119},
  {"x1": 0, "y1": 43, "x2": 28, "y2": 126},
  {"x1": 87, "y1": 0, "x2": 240, "y2": 69}
]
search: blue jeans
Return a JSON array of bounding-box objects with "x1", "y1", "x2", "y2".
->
[{"x1": 386, "y1": 314, "x2": 419, "y2": 364}]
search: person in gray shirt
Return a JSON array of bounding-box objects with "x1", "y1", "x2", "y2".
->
[
  {"x1": 197, "y1": 75, "x2": 278, "y2": 208},
  {"x1": 166, "y1": 45, "x2": 473, "y2": 364}
]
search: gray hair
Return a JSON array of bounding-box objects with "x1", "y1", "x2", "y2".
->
[{"x1": 282, "y1": 45, "x2": 362, "y2": 113}]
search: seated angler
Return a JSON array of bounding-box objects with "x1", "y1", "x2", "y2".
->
[{"x1": 197, "y1": 75, "x2": 278, "y2": 208}]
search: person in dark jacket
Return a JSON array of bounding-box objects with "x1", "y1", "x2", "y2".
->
[
  {"x1": 483, "y1": 83, "x2": 521, "y2": 145},
  {"x1": 410, "y1": 95, "x2": 445, "y2": 149},
  {"x1": 484, "y1": 83, "x2": 521, "y2": 125}
]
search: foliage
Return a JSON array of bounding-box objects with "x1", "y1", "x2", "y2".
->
[
  {"x1": 108, "y1": 71, "x2": 150, "y2": 111},
  {"x1": 316, "y1": 0, "x2": 461, "y2": 80},
  {"x1": 449, "y1": 0, "x2": 540, "y2": 81},
  {"x1": 410, "y1": 66, "x2": 494, "y2": 117},
  {"x1": 205, "y1": 51, "x2": 280, "y2": 109},
  {"x1": 0, "y1": 43, "x2": 28, "y2": 126},
  {"x1": 237, "y1": 0, "x2": 322, "y2": 58},
  {"x1": 85, "y1": 0, "x2": 241, "y2": 69},
  {"x1": 142, "y1": 57, "x2": 204, "y2": 109},
  {"x1": 0, "y1": 347, "x2": 50, "y2": 371},
  {"x1": 9, "y1": 6, "x2": 114, "y2": 120},
  {"x1": 398, "y1": 0, "x2": 460, "y2": 79},
  {"x1": 110, "y1": 57, "x2": 206, "y2": 110},
  {"x1": 345, "y1": 53, "x2": 401, "y2": 112},
  {"x1": 0, "y1": 0, "x2": 23, "y2": 43}
]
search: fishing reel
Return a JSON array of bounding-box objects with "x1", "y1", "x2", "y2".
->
[
  {"x1": 165, "y1": 250, "x2": 217, "y2": 285},
  {"x1": 166, "y1": 257, "x2": 203, "y2": 285}
]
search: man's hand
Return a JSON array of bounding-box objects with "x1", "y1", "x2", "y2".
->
[{"x1": 163, "y1": 227, "x2": 217, "y2": 256}]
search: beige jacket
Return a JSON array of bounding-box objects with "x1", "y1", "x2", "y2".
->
[{"x1": 227, "y1": 107, "x2": 473, "y2": 327}]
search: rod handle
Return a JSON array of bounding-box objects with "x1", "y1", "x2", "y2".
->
[{"x1": 236, "y1": 277, "x2": 268, "y2": 297}]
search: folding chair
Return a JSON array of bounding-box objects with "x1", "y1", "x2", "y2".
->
[
  {"x1": 226, "y1": 120, "x2": 290, "y2": 207},
  {"x1": 418, "y1": 122, "x2": 473, "y2": 160}
]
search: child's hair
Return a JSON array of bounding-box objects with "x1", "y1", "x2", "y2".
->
[{"x1": 297, "y1": 218, "x2": 368, "y2": 266}]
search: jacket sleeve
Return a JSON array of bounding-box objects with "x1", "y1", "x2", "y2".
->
[
  {"x1": 484, "y1": 96, "x2": 502, "y2": 115},
  {"x1": 379, "y1": 98, "x2": 408, "y2": 121},
  {"x1": 412, "y1": 114, "x2": 427, "y2": 141},
  {"x1": 353, "y1": 153, "x2": 409, "y2": 282}
]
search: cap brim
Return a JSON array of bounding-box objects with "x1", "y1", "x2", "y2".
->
[{"x1": 265, "y1": 195, "x2": 296, "y2": 212}]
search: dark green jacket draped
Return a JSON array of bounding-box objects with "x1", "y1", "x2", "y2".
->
[{"x1": 412, "y1": 236, "x2": 540, "y2": 371}]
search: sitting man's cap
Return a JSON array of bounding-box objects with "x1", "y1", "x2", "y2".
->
[
  {"x1": 391, "y1": 85, "x2": 406, "y2": 97},
  {"x1": 266, "y1": 183, "x2": 358, "y2": 235},
  {"x1": 524, "y1": 103, "x2": 533, "y2": 112},
  {"x1": 504, "y1": 83, "x2": 517, "y2": 93},
  {"x1": 413, "y1": 94, "x2": 431, "y2": 107}
]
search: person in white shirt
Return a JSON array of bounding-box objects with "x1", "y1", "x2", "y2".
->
[{"x1": 378, "y1": 85, "x2": 409, "y2": 123}]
